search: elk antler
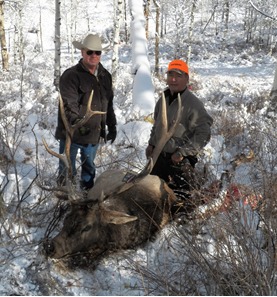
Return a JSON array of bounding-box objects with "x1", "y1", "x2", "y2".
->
[
  {"x1": 42, "y1": 90, "x2": 106, "y2": 201},
  {"x1": 151, "y1": 93, "x2": 182, "y2": 166},
  {"x1": 82, "y1": 92, "x2": 183, "y2": 203},
  {"x1": 114, "y1": 92, "x2": 182, "y2": 189}
]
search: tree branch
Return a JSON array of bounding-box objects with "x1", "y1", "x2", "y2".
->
[{"x1": 249, "y1": 0, "x2": 277, "y2": 21}]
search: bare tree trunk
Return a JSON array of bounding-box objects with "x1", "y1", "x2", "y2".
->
[
  {"x1": 160, "y1": 0, "x2": 169, "y2": 38},
  {"x1": 201, "y1": 2, "x2": 218, "y2": 34},
  {"x1": 70, "y1": 0, "x2": 78, "y2": 63},
  {"x1": 16, "y1": 4, "x2": 24, "y2": 64},
  {"x1": 14, "y1": 24, "x2": 18, "y2": 64},
  {"x1": 153, "y1": 0, "x2": 160, "y2": 75},
  {"x1": 39, "y1": 3, "x2": 44, "y2": 52},
  {"x1": 244, "y1": 6, "x2": 255, "y2": 43},
  {"x1": 144, "y1": 0, "x2": 150, "y2": 39},
  {"x1": 123, "y1": 0, "x2": 128, "y2": 43},
  {"x1": 173, "y1": 1, "x2": 186, "y2": 57},
  {"x1": 62, "y1": 0, "x2": 77, "y2": 62},
  {"x1": 160, "y1": 2, "x2": 164, "y2": 38},
  {"x1": 187, "y1": 0, "x2": 197, "y2": 66},
  {"x1": 0, "y1": 0, "x2": 9, "y2": 71},
  {"x1": 223, "y1": 0, "x2": 229, "y2": 37},
  {"x1": 268, "y1": 65, "x2": 277, "y2": 115},
  {"x1": 54, "y1": 0, "x2": 61, "y2": 90},
  {"x1": 112, "y1": 0, "x2": 124, "y2": 82}
]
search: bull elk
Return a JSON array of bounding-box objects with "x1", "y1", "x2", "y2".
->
[
  {"x1": 42, "y1": 91, "x2": 256, "y2": 267},
  {"x1": 42, "y1": 91, "x2": 182, "y2": 265}
]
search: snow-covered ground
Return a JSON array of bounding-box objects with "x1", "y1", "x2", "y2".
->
[{"x1": 0, "y1": 0, "x2": 276, "y2": 295}]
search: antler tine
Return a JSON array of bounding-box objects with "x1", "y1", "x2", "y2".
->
[
  {"x1": 42, "y1": 138, "x2": 69, "y2": 169},
  {"x1": 65, "y1": 90, "x2": 106, "y2": 138},
  {"x1": 151, "y1": 93, "x2": 182, "y2": 166},
  {"x1": 59, "y1": 94, "x2": 71, "y2": 138}
]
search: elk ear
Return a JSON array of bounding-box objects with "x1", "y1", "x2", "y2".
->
[{"x1": 101, "y1": 208, "x2": 137, "y2": 225}]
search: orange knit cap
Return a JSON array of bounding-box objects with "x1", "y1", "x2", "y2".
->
[{"x1": 167, "y1": 59, "x2": 189, "y2": 75}]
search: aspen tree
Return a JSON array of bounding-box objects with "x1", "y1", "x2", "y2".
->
[
  {"x1": 112, "y1": 0, "x2": 124, "y2": 82},
  {"x1": 54, "y1": 0, "x2": 61, "y2": 89},
  {"x1": 0, "y1": 0, "x2": 9, "y2": 70}
]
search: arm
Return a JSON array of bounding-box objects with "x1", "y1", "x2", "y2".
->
[
  {"x1": 100, "y1": 69, "x2": 117, "y2": 142},
  {"x1": 179, "y1": 105, "x2": 213, "y2": 156},
  {"x1": 59, "y1": 69, "x2": 81, "y2": 124}
]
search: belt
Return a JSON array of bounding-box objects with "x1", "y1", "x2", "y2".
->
[{"x1": 76, "y1": 143, "x2": 89, "y2": 147}]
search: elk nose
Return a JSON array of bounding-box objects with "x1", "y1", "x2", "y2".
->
[{"x1": 43, "y1": 240, "x2": 55, "y2": 256}]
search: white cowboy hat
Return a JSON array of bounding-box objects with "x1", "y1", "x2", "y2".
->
[{"x1": 72, "y1": 34, "x2": 103, "y2": 51}]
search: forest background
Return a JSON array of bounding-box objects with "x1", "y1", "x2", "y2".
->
[{"x1": 0, "y1": 0, "x2": 276, "y2": 295}]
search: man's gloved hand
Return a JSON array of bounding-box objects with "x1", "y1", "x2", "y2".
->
[
  {"x1": 79, "y1": 126, "x2": 90, "y2": 136},
  {"x1": 71, "y1": 117, "x2": 90, "y2": 136},
  {"x1": 107, "y1": 126, "x2": 117, "y2": 143},
  {"x1": 71, "y1": 117, "x2": 83, "y2": 125}
]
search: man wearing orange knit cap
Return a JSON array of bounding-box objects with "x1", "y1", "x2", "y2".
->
[{"x1": 145, "y1": 59, "x2": 213, "y2": 193}]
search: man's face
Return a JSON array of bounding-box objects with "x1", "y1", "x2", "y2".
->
[
  {"x1": 81, "y1": 49, "x2": 101, "y2": 68},
  {"x1": 166, "y1": 70, "x2": 189, "y2": 93}
]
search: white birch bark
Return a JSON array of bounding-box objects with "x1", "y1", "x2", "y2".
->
[
  {"x1": 187, "y1": 0, "x2": 197, "y2": 66},
  {"x1": 39, "y1": 2, "x2": 44, "y2": 52},
  {"x1": 112, "y1": 0, "x2": 124, "y2": 82},
  {"x1": 268, "y1": 65, "x2": 277, "y2": 114},
  {"x1": 54, "y1": 0, "x2": 61, "y2": 89},
  {"x1": 13, "y1": 2, "x2": 24, "y2": 65},
  {"x1": 144, "y1": 0, "x2": 150, "y2": 39},
  {"x1": 153, "y1": 0, "x2": 160, "y2": 75},
  {"x1": 0, "y1": 0, "x2": 9, "y2": 70}
]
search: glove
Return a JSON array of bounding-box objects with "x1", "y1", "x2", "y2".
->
[
  {"x1": 107, "y1": 126, "x2": 117, "y2": 143},
  {"x1": 71, "y1": 118, "x2": 90, "y2": 136},
  {"x1": 71, "y1": 117, "x2": 82, "y2": 125}
]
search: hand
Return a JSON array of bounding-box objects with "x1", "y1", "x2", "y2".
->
[
  {"x1": 145, "y1": 145, "x2": 154, "y2": 159},
  {"x1": 72, "y1": 117, "x2": 83, "y2": 125},
  {"x1": 107, "y1": 126, "x2": 117, "y2": 143}
]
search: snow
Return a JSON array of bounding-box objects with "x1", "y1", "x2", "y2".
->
[
  {"x1": 129, "y1": 0, "x2": 155, "y2": 115},
  {"x1": 0, "y1": 0, "x2": 276, "y2": 295}
]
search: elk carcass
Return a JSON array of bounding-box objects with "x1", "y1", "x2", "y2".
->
[{"x1": 42, "y1": 91, "x2": 182, "y2": 265}]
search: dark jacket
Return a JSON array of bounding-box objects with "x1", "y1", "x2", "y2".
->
[
  {"x1": 149, "y1": 87, "x2": 213, "y2": 156},
  {"x1": 55, "y1": 59, "x2": 117, "y2": 145}
]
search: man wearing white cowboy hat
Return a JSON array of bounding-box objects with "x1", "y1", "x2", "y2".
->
[{"x1": 55, "y1": 33, "x2": 117, "y2": 190}]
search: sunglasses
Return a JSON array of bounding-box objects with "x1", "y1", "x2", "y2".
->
[{"x1": 86, "y1": 50, "x2": 102, "y2": 56}]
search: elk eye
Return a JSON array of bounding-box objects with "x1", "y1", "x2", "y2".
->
[{"x1": 81, "y1": 225, "x2": 92, "y2": 233}]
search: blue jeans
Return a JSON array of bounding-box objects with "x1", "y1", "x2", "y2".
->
[{"x1": 58, "y1": 139, "x2": 99, "y2": 189}]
